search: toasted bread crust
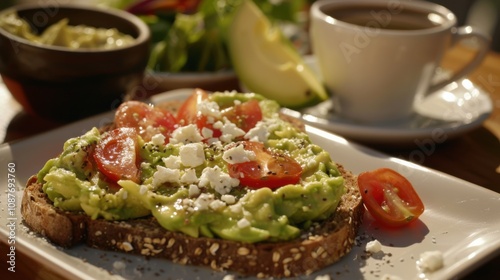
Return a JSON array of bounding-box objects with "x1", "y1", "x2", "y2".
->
[
  {"x1": 21, "y1": 98, "x2": 364, "y2": 277},
  {"x1": 21, "y1": 176, "x2": 87, "y2": 247}
]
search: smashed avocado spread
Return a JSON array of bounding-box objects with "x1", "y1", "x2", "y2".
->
[
  {"x1": 37, "y1": 91, "x2": 345, "y2": 243},
  {"x1": 0, "y1": 11, "x2": 134, "y2": 49}
]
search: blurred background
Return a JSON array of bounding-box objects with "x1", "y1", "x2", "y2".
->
[{"x1": 2, "y1": 0, "x2": 499, "y2": 51}]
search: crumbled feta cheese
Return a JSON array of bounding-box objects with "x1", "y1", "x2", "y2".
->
[
  {"x1": 198, "y1": 166, "x2": 239, "y2": 195},
  {"x1": 223, "y1": 144, "x2": 256, "y2": 164},
  {"x1": 163, "y1": 156, "x2": 181, "y2": 169},
  {"x1": 244, "y1": 121, "x2": 270, "y2": 142},
  {"x1": 206, "y1": 138, "x2": 220, "y2": 145},
  {"x1": 182, "y1": 198, "x2": 193, "y2": 209},
  {"x1": 213, "y1": 120, "x2": 223, "y2": 129},
  {"x1": 219, "y1": 118, "x2": 245, "y2": 143},
  {"x1": 198, "y1": 100, "x2": 221, "y2": 118},
  {"x1": 179, "y1": 143, "x2": 205, "y2": 167},
  {"x1": 221, "y1": 194, "x2": 236, "y2": 204},
  {"x1": 170, "y1": 124, "x2": 203, "y2": 144},
  {"x1": 201, "y1": 127, "x2": 214, "y2": 139},
  {"x1": 206, "y1": 116, "x2": 215, "y2": 124},
  {"x1": 194, "y1": 193, "x2": 214, "y2": 211},
  {"x1": 237, "y1": 217, "x2": 251, "y2": 228},
  {"x1": 181, "y1": 169, "x2": 198, "y2": 184},
  {"x1": 152, "y1": 166, "x2": 180, "y2": 186},
  {"x1": 188, "y1": 184, "x2": 200, "y2": 197},
  {"x1": 229, "y1": 202, "x2": 242, "y2": 214},
  {"x1": 209, "y1": 200, "x2": 226, "y2": 210},
  {"x1": 244, "y1": 119, "x2": 280, "y2": 142},
  {"x1": 151, "y1": 133, "x2": 165, "y2": 146},
  {"x1": 418, "y1": 250, "x2": 444, "y2": 272},
  {"x1": 173, "y1": 198, "x2": 184, "y2": 211},
  {"x1": 366, "y1": 239, "x2": 382, "y2": 253}
]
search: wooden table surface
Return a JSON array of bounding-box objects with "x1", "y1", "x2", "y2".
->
[{"x1": 1, "y1": 44, "x2": 499, "y2": 279}]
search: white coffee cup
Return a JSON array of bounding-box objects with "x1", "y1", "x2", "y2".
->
[{"x1": 309, "y1": 0, "x2": 490, "y2": 123}]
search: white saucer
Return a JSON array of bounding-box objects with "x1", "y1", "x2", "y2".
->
[{"x1": 281, "y1": 76, "x2": 493, "y2": 146}]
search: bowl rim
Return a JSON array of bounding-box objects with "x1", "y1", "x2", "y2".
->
[{"x1": 0, "y1": 3, "x2": 150, "y2": 53}]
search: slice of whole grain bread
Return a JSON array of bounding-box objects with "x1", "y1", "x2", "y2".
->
[
  {"x1": 21, "y1": 98, "x2": 364, "y2": 278},
  {"x1": 21, "y1": 164, "x2": 363, "y2": 278}
]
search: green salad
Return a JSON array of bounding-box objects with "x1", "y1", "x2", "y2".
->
[{"x1": 98, "y1": 0, "x2": 307, "y2": 72}]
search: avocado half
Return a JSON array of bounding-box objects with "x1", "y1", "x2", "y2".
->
[{"x1": 227, "y1": 0, "x2": 329, "y2": 109}]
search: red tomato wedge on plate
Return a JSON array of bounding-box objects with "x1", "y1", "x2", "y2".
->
[
  {"x1": 227, "y1": 141, "x2": 302, "y2": 189},
  {"x1": 93, "y1": 127, "x2": 140, "y2": 185},
  {"x1": 358, "y1": 168, "x2": 425, "y2": 227}
]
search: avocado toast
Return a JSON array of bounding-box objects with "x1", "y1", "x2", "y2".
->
[{"x1": 21, "y1": 89, "x2": 364, "y2": 278}]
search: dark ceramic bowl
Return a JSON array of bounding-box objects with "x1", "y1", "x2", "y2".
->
[{"x1": 0, "y1": 4, "x2": 150, "y2": 122}]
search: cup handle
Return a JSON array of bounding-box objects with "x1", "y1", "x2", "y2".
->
[{"x1": 427, "y1": 25, "x2": 491, "y2": 94}]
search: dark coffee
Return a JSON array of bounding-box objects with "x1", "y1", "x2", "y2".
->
[{"x1": 323, "y1": 4, "x2": 444, "y2": 30}]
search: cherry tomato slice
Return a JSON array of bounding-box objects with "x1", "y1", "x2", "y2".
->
[
  {"x1": 227, "y1": 141, "x2": 302, "y2": 189},
  {"x1": 221, "y1": 99, "x2": 262, "y2": 132},
  {"x1": 177, "y1": 89, "x2": 263, "y2": 139},
  {"x1": 93, "y1": 127, "x2": 140, "y2": 185},
  {"x1": 115, "y1": 100, "x2": 177, "y2": 143},
  {"x1": 177, "y1": 88, "x2": 209, "y2": 126},
  {"x1": 358, "y1": 168, "x2": 425, "y2": 227}
]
